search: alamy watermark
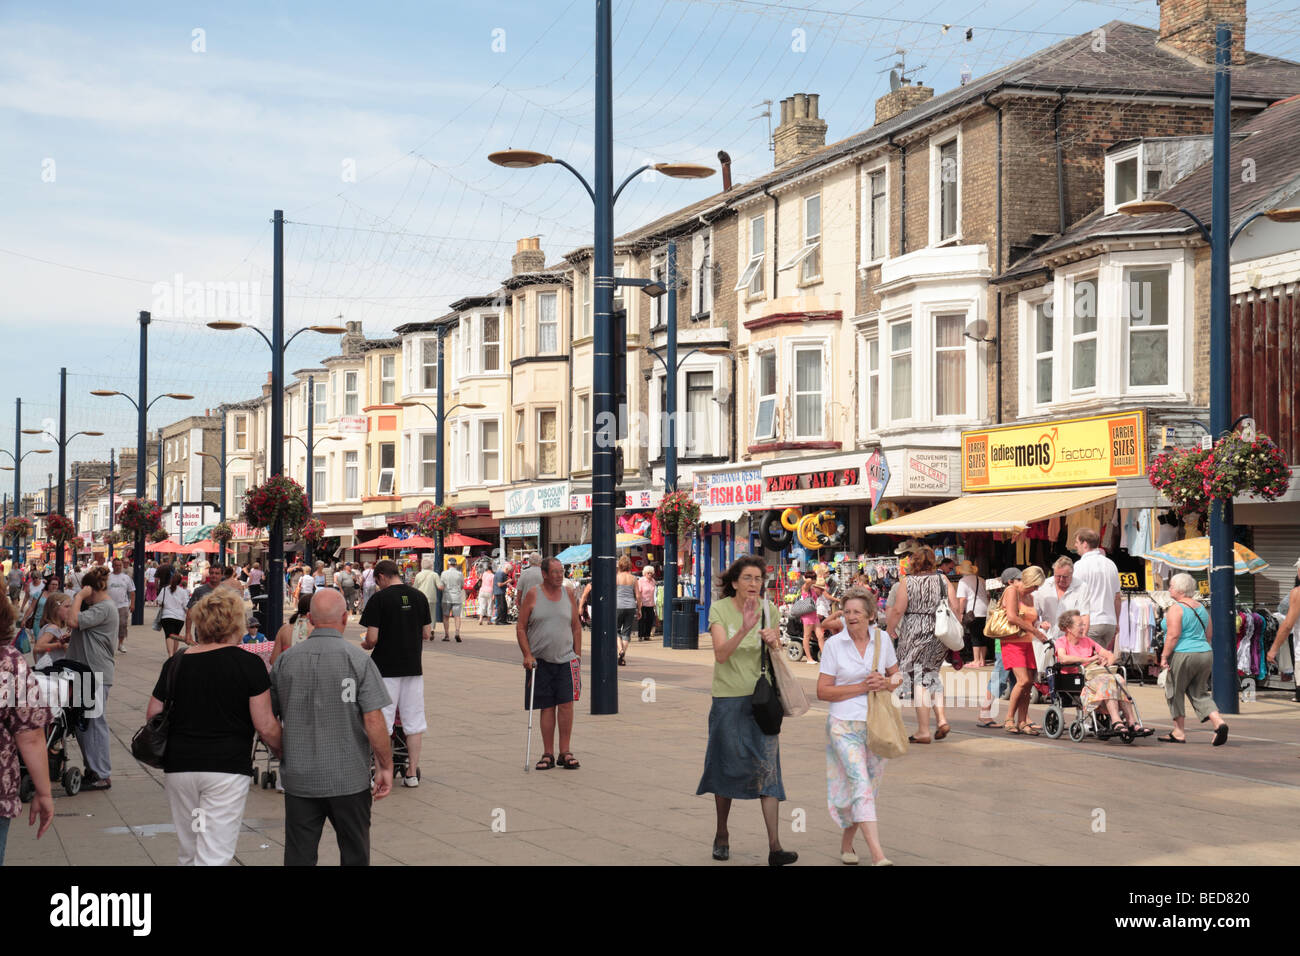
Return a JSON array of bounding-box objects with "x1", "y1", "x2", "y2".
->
[{"x1": 151, "y1": 273, "x2": 260, "y2": 322}]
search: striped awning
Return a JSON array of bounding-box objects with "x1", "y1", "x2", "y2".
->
[{"x1": 866, "y1": 486, "x2": 1116, "y2": 535}]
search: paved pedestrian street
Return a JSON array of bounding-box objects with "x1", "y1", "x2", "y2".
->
[{"x1": 7, "y1": 620, "x2": 1299, "y2": 867}]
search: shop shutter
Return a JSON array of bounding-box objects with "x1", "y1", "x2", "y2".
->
[{"x1": 1250, "y1": 525, "x2": 1299, "y2": 607}]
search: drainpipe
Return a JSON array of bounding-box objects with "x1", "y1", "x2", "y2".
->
[
  {"x1": 891, "y1": 137, "x2": 907, "y2": 255},
  {"x1": 1054, "y1": 94, "x2": 1067, "y2": 234}
]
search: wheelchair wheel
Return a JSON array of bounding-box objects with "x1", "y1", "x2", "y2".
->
[
  {"x1": 1067, "y1": 720, "x2": 1085, "y2": 742},
  {"x1": 786, "y1": 643, "x2": 805, "y2": 662},
  {"x1": 1043, "y1": 703, "x2": 1064, "y2": 739},
  {"x1": 62, "y1": 767, "x2": 82, "y2": 797},
  {"x1": 1030, "y1": 686, "x2": 1044, "y2": 705}
]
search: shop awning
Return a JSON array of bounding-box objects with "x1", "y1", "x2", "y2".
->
[
  {"x1": 865, "y1": 486, "x2": 1116, "y2": 535},
  {"x1": 701, "y1": 509, "x2": 748, "y2": 524}
]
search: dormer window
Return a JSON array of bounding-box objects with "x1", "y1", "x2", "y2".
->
[{"x1": 1106, "y1": 145, "x2": 1142, "y2": 214}]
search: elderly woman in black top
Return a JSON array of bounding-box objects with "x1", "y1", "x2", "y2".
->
[{"x1": 146, "y1": 588, "x2": 281, "y2": 866}]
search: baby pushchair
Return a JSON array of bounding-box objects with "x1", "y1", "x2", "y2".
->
[
  {"x1": 18, "y1": 660, "x2": 92, "y2": 801},
  {"x1": 1041, "y1": 641, "x2": 1153, "y2": 744}
]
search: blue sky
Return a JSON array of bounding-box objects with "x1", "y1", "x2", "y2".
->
[{"x1": 4, "y1": 0, "x2": 1300, "y2": 497}]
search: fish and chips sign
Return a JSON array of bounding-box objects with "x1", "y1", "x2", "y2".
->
[{"x1": 962, "y1": 412, "x2": 1146, "y2": 492}]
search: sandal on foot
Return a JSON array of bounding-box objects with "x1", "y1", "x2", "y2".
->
[
  {"x1": 1004, "y1": 721, "x2": 1021, "y2": 735},
  {"x1": 1018, "y1": 723, "x2": 1041, "y2": 737},
  {"x1": 934, "y1": 723, "x2": 951, "y2": 740},
  {"x1": 907, "y1": 735, "x2": 932, "y2": 744},
  {"x1": 557, "y1": 752, "x2": 581, "y2": 769},
  {"x1": 1213, "y1": 723, "x2": 1229, "y2": 746},
  {"x1": 975, "y1": 719, "x2": 1000, "y2": 728},
  {"x1": 1157, "y1": 733, "x2": 1185, "y2": 743},
  {"x1": 535, "y1": 753, "x2": 556, "y2": 770}
]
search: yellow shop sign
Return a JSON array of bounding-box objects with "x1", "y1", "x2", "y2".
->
[{"x1": 962, "y1": 411, "x2": 1146, "y2": 492}]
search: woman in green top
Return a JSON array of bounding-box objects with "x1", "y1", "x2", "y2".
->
[
  {"x1": 1158, "y1": 573, "x2": 1228, "y2": 745},
  {"x1": 696, "y1": 555, "x2": 796, "y2": 867}
]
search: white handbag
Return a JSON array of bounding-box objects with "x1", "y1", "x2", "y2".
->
[{"x1": 933, "y1": 578, "x2": 965, "y2": 652}]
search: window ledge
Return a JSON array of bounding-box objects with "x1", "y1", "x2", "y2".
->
[
  {"x1": 690, "y1": 311, "x2": 711, "y2": 323},
  {"x1": 747, "y1": 440, "x2": 842, "y2": 454},
  {"x1": 361, "y1": 495, "x2": 400, "y2": 503},
  {"x1": 930, "y1": 235, "x2": 963, "y2": 249},
  {"x1": 858, "y1": 257, "x2": 887, "y2": 271},
  {"x1": 796, "y1": 275, "x2": 824, "y2": 289}
]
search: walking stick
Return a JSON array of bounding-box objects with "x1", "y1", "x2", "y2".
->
[{"x1": 524, "y1": 662, "x2": 536, "y2": 772}]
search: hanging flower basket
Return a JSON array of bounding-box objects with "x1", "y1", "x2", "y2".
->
[
  {"x1": 654, "y1": 490, "x2": 701, "y2": 536},
  {"x1": 102, "y1": 531, "x2": 119, "y2": 547},
  {"x1": 211, "y1": 522, "x2": 234, "y2": 544},
  {"x1": 46, "y1": 512, "x2": 76, "y2": 542},
  {"x1": 149, "y1": 528, "x2": 171, "y2": 543},
  {"x1": 118, "y1": 497, "x2": 163, "y2": 536},
  {"x1": 243, "y1": 475, "x2": 311, "y2": 532},
  {"x1": 301, "y1": 518, "x2": 326, "y2": 545},
  {"x1": 1148, "y1": 431, "x2": 1291, "y2": 515},
  {"x1": 71, "y1": 535, "x2": 86, "y2": 552},
  {"x1": 3, "y1": 516, "x2": 33, "y2": 540},
  {"x1": 416, "y1": 504, "x2": 457, "y2": 537}
]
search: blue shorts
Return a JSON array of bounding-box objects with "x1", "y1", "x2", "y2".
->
[{"x1": 525, "y1": 659, "x2": 580, "y2": 710}]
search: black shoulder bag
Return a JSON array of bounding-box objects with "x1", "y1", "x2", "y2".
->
[
  {"x1": 750, "y1": 603, "x2": 783, "y2": 736},
  {"x1": 131, "y1": 649, "x2": 186, "y2": 769}
]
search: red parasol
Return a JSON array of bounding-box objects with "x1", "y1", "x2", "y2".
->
[{"x1": 442, "y1": 533, "x2": 492, "y2": 548}]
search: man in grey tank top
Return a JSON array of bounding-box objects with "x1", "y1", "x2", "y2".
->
[{"x1": 517, "y1": 557, "x2": 583, "y2": 770}]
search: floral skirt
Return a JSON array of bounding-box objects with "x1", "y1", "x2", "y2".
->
[
  {"x1": 1081, "y1": 673, "x2": 1125, "y2": 715},
  {"x1": 826, "y1": 716, "x2": 886, "y2": 827}
]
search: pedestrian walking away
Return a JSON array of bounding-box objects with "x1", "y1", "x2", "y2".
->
[
  {"x1": 516, "y1": 557, "x2": 582, "y2": 771},
  {"x1": 271, "y1": 589, "x2": 392, "y2": 866},
  {"x1": 1159, "y1": 573, "x2": 1229, "y2": 746},
  {"x1": 145, "y1": 588, "x2": 282, "y2": 865},
  {"x1": 885, "y1": 546, "x2": 957, "y2": 744},
  {"x1": 360, "y1": 559, "x2": 432, "y2": 787},
  {"x1": 439, "y1": 560, "x2": 465, "y2": 642},
  {"x1": 697, "y1": 555, "x2": 796, "y2": 866}
]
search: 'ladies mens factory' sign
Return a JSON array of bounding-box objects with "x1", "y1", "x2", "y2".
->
[{"x1": 961, "y1": 411, "x2": 1147, "y2": 492}]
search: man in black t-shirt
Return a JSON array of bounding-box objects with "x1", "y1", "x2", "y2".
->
[{"x1": 359, "y1": 559, "x2": 432, "y2": 787}]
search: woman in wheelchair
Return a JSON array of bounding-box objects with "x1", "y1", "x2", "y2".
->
[{"x1": 1053, "y1": 610, "x2": 1149, "y2": 735}]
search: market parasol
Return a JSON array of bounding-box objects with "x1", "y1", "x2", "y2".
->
[
  {"x1": 186, "y1": 539, "x2": 221, "y2": 553},
  {"x1": 442, "y1": 533, "x2": 492, "y2": 548},
  {"x1": 1145, "y1": 537, "x2": 1269, "y2": 575},
  {"x1": 395, "y1": 535, "x2": 438, "y2": 549},
  {"x1": 355, "y1": 535, "x2": 403, "y2": 550},
  {"x1": 554, "y1": 544, "x2": 591, "y2": 565}
]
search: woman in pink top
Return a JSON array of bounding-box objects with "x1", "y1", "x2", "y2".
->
[
  {"x1": 1053, "y1": 610, "x2": 1145, "y2": 733},
  {"x1": 636, "y1": 566, "x2": 657, "y2": 641}
]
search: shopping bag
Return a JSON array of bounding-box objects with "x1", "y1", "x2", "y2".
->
[
  {"x1": 866, "y1": 634, "x2": 908, "y2": 759},
  {"x1": 769, "y1": 642, "x2": 810, "y2": 717}
]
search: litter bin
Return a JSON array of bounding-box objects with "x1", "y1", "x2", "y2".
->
[{"x1": 671, "y1": 597, "x2": 699, "y2": 650}]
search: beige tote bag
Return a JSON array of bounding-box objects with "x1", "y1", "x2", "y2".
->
[{"x1": 866, "y1": 631, "x2": 909, "y2": 759}]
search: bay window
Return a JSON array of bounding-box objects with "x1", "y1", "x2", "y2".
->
[
  {"x1": 793, "y1": 347, "x2": 823, "y2": 439},
  {"x1": 377, "y1": 443, "x2": 395, "y2": 495},
  {"x1": 685, "y1": 370, "x2": 714, "y2": 454},
  {"x1": 1125, "y1": 266, "x2": 1169, "y2": 388},
  {"x1": 934, "y1": 314, "x2": 967, "y2": 417},
  {"x1": 381, "y1": 355, "x2": 395, "y2": 403},
  {"x1": 736, "y1": 215, "x2": 765, "y2": 295},
  {"x1": 577, "y1": 394, "x2": 590, "y2": 469},
  {"x1": 422, "y1": 339, "x2": 439, "y2": 390},
  {"x1": 482, "y1": 315, "x2": 500, "y2": 372},
  {"x1": 754, "y1": 350, "x2": 777, "y2": 440},
  {"x1": 538, "y1": 293, "x2": 558, "y2": 355},
  {"x1": 1034, "y1": 299, "x2": 1055, "y2": 405},
  {"x1": 313, "y1": 381, "x2": 326, "y2": 424},
  {"x1": 890, "y1": 320, "x2": 913, "y2": 420},
  {"x1": 344, "y1": 371, "x2": 358, "y2": 415},
  {"x1": 537, "y1": 409, "x2": 558, "y2": 476},
  {"x1": 344, "y1": 451, "x2": 358, "y2": 499},
  {"x1": 1071, "y1": 275, "x2": 1099, "y2": 392},
  {"x1": 481, "y1": 420, "x2": 500, "y2": 482},
  {"x1": 313, "y1": 456, "x2": 326, "y2": 503},
  {"x1": 866, "y1": 336, "x2": 880, "y2": 432},
  {"x1": 421, "y1": 434, "x2": 438, "y2": 490}
]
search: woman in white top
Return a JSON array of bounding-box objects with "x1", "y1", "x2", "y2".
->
[
  {"x1": 159, "y1": 574, "x2": 192, "y2": 656},
  {"x1": 816, "y1": 588, "x2": 901, "y2": 866},
  {"x1": 955, "y1": 561, "x2": 991, "y2": 666}
]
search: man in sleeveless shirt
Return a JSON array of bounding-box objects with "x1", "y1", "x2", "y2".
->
[{"x1": 516, "y1": 558, "x2": 582, "y2": 770}]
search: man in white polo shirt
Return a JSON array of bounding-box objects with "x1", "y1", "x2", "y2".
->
[
  {"x1": 107, "y1": 557, "x2": 136, "y2": 654},
  {"x1": 1070, "y1": 528, "x2": 1121, "y2": 650}
]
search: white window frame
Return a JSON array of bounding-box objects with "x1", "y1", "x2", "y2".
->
[
  {"x1": 420, "y1": 338, "x2": 439, "y2": 391},
  {"x1": 929, "y1": 129, "x2": 962, "y2": 246},
  {"x1": 481, "y1": 314, "x2": 501, "y2": 373},
  {"x1": 516, "y1": 296, "x2": 527, "y2": 359},
  {"x1": 514, "y1": 410, "x2": 526, "y2": 480},
  {"x1": 736, "y1": 215, "x2": 765, "y2": 295},
  {"x1": 1104, "y1": 144, "x2": 1142, "y2": 215},
  {"x1": 232, "y1": 475, "x2": 247, "y2": 514},
  {"x1": 790, "y1": 343, "x2": 825, "y2": 440},
  {"x1": 234, "y1": 415, "x2": 248, "y2": 451},
  {"x1": 344, "y1": 370, "x2": 359, "y2": 416},
  {"x1": 1018, "y1": 287, "x2": 1057, "y2": 414},
  {"x1": 779, "y1": 194, "x2": 822, "y2": 281},
  {"x1": 580, "y1": 272, "x2": 592, "y2": 338},
  {"x1": 377, "y1": 442, "x2": 396, "y2": 495},
  {"x1": 380, "y1": 355, "x2": 395, "y2": 403},
  {"x1": 888, "y1": 317, "x2": 914, "y2": 423},
  {"x1": 753, "y1": 349, "x2": 777, "y2": 441},
  {"x1": 1069, "y1": 273, "x2": 1100, "y2": 396},
  {"x1": 692, "y1": 232, "x2": 712, "y2": 318},
  {"x1": 344, "y1": 451, "x2": 358, "y2": 500},
  {"x1": 862, "y1": 163, "x2": 890, "y2": 265},
  {"x1": 932, "y1": 312, "x2": 971, "y2": 419},
  {"x1": 576, "y1": 393, "x2": 591, "y2": 470},
  {"x1": 312, "y1": 456, "x2": 326, "y2": 503},
  {"x1": 419, "y1": 432, "x2": 439, "y2": 490},
  {"x1": 1122, "y1": 264, "x2": 1172, "y2": 391},
  {"x1": 536, "y1": 408, "x2": 559, "y2": 476},
  {"x1": 857, "y1": 329, "x2": 881, "y2": 438},
  {"x1": 313, "y1": 381, "x2": 327, "y2": 425},
  {"x1": 480, "y1": 418, "x2": 500, "y2": 483},
  {"x1": 537, "y1": 292, "x2": 559, "y2": 355}
]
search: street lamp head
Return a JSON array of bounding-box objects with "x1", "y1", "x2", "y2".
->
[
  {"x1": 1115, "y1": 200, "x2": 1179, "y2": 216},
  {"x1": 207, "y1": 320, "x2": 246, "y2": 331},
  {"x1": 165, "y1": 393, "x2": 195, "y2": 400},
  {"x1": 1265, "y1": 207, "x2": 1300, "y2": 223},
  {"x1": 79, "y1": 431, "x2": 105, "y2": 437},
  {"x1": 641, "y1": 282, "x2": 668, "y2": 298},
  {"x1": 652, "y1": 162, "x2": 715, "y2": 180},
  {"x1": 489, "y1": 149, "x2": 555, "y2": 169},
  {"x1": 323, "y1": 434, "x2": 345, "y2": 441},
  {"x1": 21, "y1": 429, "x2": 43, "y2": 435},
  {"x1": 89, "y1": 389, "x2": 122, "y2": 397},
  {"x1": 461, "y1": 402, "x2": 487, "y2": 410},
  {"x1": 307, "y1": 325, "x2": 348, "y2": 335},
  {"x1": 31, "y1": 449, "x2": 51, "y2": 455}
]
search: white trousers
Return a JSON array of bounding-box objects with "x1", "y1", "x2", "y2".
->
[
  {"x1": 164, "y1": 771, "x2": 251, "y2": 866},
  {"x1": 381, "y1": 676, "x2": 428, "y2": 735}
]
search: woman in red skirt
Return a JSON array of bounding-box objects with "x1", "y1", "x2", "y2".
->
[{"x1": 999, "y1": 566, "x2": 1048, "y2": 736}]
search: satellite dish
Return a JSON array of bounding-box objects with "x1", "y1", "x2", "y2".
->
[
  {"x1": 964, "y1": 318, "x2": 991, "y2": 340},
  {"x1": 712, "y1": 387, "x2": 732, "y2": 407},
  {"x1": 889, "y1": 70, "x2": 901, "y2": 92}
]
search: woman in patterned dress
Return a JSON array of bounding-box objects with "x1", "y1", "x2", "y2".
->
[{"x1": 885, "y1": 547, "x2": 958, "y2": 744}]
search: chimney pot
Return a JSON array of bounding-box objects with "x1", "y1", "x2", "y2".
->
[
  {"x1": 773, "y1": 92, "x2": 828, "y2": 167},
  {"x1": 512, "y1": 237, "x2": 546, "y2": 275},
  {"x1": 718, "y1": 150, "x2": 733, "y2": 191},
  {"x1": 874, "y1": 84, "x2": 935, "y2": 125},
  {"x1": 1157, "y1": 0, "x2": 1246, "y2": 65}
]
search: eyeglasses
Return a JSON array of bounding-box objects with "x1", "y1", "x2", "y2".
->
[{"x1": 737, "y1": 574, "x2": 764, "y2": 583}]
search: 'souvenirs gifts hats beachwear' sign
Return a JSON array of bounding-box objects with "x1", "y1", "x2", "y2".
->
[{"x1": 961, "y1": 411, "x2": 1146, "y2": 492}]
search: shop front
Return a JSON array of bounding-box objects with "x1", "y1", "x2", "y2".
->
[{"x1": 500, "y1": 481, "x2": 570, "y2": 561}]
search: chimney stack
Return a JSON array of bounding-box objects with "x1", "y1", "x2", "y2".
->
[
  {"x1": 773, "y1": 93, "x2": 827, "y2": 167},
  {"x1": 874, "y1": 83, "x2": 935, "y2": 125},
  {"x1": 1158, "y1": 0, "x2": 1246, "y2": 65},
  {"x1": 512, "y1": 236, "x2": 546, "y2": 275},
  {"x1": 341, "y1": 320, "x2": 365, "y2": 356},
  {"x1": 718, "y1": 150, "x2": 733, "y2": 191}
]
